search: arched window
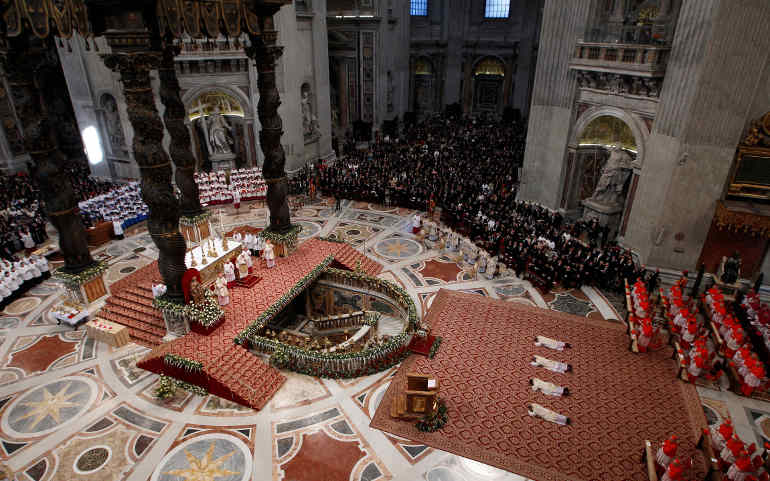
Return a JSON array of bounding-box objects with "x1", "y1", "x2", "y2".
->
[
  {"x1": 484, "y1": 0, "x2": 510, "y2": 18},
  {"x1": 410, "y1": 0, "x2": 427, "y2": 16}
]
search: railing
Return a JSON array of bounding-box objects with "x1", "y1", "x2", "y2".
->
[
  {"x1": 249, "y1": 330, "x2": 413, "y2": 379},
  {"x1": 246, "y1": 267, "x2": 418, "y2": 378},
  {"x1": 571, "y1": 41, "x2": 670, "y2": 76},
  {"x1": 309, "y1": 310, "x2": 380, "y2": 332},
  {"x1": 585, "y1": 25, "x2": 662, "y2": 46}
]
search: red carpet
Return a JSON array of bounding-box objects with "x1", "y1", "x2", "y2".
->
[{"x1": 370, "y1": 289, "x2": 708, "y2": 481}]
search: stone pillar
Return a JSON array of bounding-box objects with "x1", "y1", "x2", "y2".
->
[
  {"x1": 518, "y1": 0, "x2": 593, "y2": 209},
  {"x1": 461, "y1": 55, "x2": 473, "y2": 113},
  {"x1": 623, "y1": 0, "x2": 770, "y2": 270},
  {"x1": 102, "y1": 52, "x2": 186, "y2": 302},
  {"x1": 246, "y1": 17, "x2": 291, "y2": 233},
  {"x1": 158, "y1": 46, "x2": 203, "y2": 219},
  {"x1": 1, "y1": 37, "x2": 95, "y2": 273}
]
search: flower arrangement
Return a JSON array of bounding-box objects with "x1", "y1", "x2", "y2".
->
[
  {"x1": 163, "y1": 353, "x2": 203, "y2": 372},
  {"x1": 261, "y1": 224, "x2": 302, "y2": 244},
  {"x1": 179, "y1": 211, "x2": 212, "y2": 227},
  {"x1": 155, "y1": 375, "x2": 177, "y2": 400},
  {"x1": 174, "y1": 378, "x2": 208, "y2": 396},
  {"x1": 416, "y1": 399, "x2": 447, "y2": 432},
  {"x1": 53, "y1": 261, "x2": 108, "y2": 288},
  {"x1": 153, "y1": 291, "x2": 224, "y2": 328},
  {"x1": 234, "y1": 255, "x2": 335, "y2": 344},
  {"x1": 428, "y1": 336, "x2": 443, "y2": 359},
  {"x1": 155, "y1": 374, "x2": 208, "y2": 398}
]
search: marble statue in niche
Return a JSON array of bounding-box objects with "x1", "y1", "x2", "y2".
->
[
  {"x1": 101, "y1": 93, "x2": 125, "y2": 151},
  {"x1": 206, "y1": 106, "x2": 233, "y2": 155},
  {"x1": 301, "y1": 83, "x2": 319, "y2": 139},
  {"x1": 589, "y1": 145, "x2": 633, "y2": 206}
]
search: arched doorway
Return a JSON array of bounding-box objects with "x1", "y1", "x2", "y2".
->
[
  {"x1": 186, "y1": 89, "x2": 248, "y2": 171},
  {"x1": 412, "y1": 57, "x2": 436, "y2": 114},
  {"x1": 472, "y1": 56, "x2": 506, "y2": 113}
]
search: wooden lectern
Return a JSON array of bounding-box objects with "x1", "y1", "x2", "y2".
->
[{"x1": 391, "y1": 373, "x2": 439, "y2": 419}]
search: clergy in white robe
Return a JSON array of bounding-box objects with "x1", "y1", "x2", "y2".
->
[
  {"x1": 535, "y1": 336, "x2": 570, "y2": 351},
  {"x1": 527, "y1": 403, "x2": 570, "y2": 425},
  {"x1": 529, "y1": 378, "x2": 568, "y2": 397},
  {"x1": 531, "y1": 355, "x2": 571, "y2": 373}
]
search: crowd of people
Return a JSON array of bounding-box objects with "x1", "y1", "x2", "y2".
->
[
  {"x1": 320, "y1": 113, "x2": 642, "y2": 292},
  {"x1": 195, "y1": 168, "x2": 267, "y2": 206},
  {"x1": 78, "y1": 182, "x2": 148, "y2": 234},
  {"x1": 0, "y1": 161, "x2": 119, "y2": 260},
  {"x1": 0, "y1": 172, "x2": 48, "y2": 259}
]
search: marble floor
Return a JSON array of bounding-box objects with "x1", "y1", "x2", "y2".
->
[{"x1": 0, "y1": 197, "x2": 767, "y2": 481}]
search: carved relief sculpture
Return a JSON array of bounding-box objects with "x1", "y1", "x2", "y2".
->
[
  {"x1": 101, "y1": 93, "x2": 126, "y2": 151},
  {"x1": 301, "y1": 83, "x2": 319, "y2": 139}
]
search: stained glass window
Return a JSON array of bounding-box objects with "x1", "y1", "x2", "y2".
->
[
  {"x1": 484, "y1": 0, "x2": 510, "y2": 18},
  {"x1": 410, "y1": 0, "x2": 428, "y2": 16}
]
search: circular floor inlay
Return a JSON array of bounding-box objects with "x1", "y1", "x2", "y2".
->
[
  {"x1": 75, "y1": 446, "x2": 110, "y2": 473},
  {"x1": 3, "y1": 297, "x2": 41, "y2": 316},
  {"x1": 3, "y1": 377, "x2": 97, "y2": 438},
  {"x1": 151, "y1": 433, "x2": 251, "y2": 481},
  {"x1": 375, "y1": 238, "x2": 422, "y2": 259}
]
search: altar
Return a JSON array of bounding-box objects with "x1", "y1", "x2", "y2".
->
[{"x1": 185, "y1": 238, "x2": 243, "y2": 287}]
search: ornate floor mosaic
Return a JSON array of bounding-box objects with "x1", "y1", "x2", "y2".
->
[{"x1": 0, "y1": 196, "x2": 764, "y2": 480}]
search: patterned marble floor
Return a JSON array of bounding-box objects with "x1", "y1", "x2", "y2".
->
[{"x1": 0, "y1": 196, "x2": 766, "y2": 481}]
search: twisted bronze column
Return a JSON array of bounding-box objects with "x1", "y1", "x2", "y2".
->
[
  {"x1": 247, "y1": 19, "x2": 291, "y2": 233},
  {"x1": 158, "y1": 45, "x2": 203, "y2": 218},
  {"x1": 103, "y1": 52, "x2": 186, "y2": 302},
  {"x1": 1, "y1": 37, "x2": 94, "y2": 273}
]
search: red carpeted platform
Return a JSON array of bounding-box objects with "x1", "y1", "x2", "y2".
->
[
  {"x1": 127, "y1": 237, "x2": 382, "y2": 410},
  {"x1": 370, "y1": 289, "x2": 708, "y2": 481}
]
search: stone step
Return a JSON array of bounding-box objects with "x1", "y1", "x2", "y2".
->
[{"x1": 99, "y1": 308, "x2": 166, "y2": 337}]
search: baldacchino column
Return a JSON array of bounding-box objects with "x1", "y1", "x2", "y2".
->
[
  {"x1": 158, "y1": 44, "x2": 203, "y2": 218},
  {"x1": 157, "y1": 43, "x2": 209, "y2": 242},
  {"x1": 245, "y1": 16, "x2": 292, "y2": 235},
  {"x1": 90, "y1": 4, "x2": 187, "y2": 303}
]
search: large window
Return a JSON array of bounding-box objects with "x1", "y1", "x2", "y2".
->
[
  {"x1": 410, "y1": 0, "x2": 428, "y2": 16},
  {"x1": 484, "y1": 0, "x2": 510, "y2": 18}
]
